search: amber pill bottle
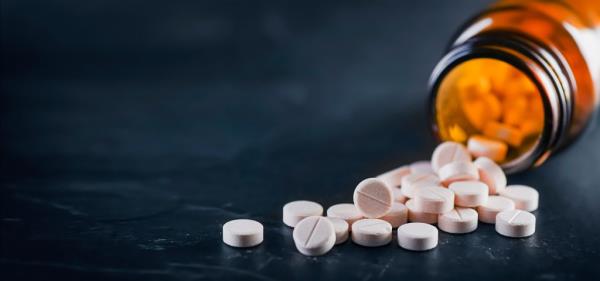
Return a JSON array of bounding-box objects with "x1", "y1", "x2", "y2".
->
[{"x1": 429, "y1": 0, "x2": 600, "y2": 173}]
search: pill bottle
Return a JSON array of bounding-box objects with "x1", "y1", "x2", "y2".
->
[{"x1": 429, "y1": 0, "x2": 600, "y2": 173}]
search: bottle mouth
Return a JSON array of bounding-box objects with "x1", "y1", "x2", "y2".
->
[{"x1": 428, "y1": 33, "x2": 571, "y2": 173}]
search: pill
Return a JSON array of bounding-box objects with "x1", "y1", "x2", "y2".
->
[
  {"x1": 467, "y1": 135, "x2": 508, "y2": 163},
  {"x1": 326, "y1": 203, "x2": 363, "y2": 227},
  {"x1": 438, "y1": 207, "x2": 478, "y2": 234},
  {"x1": 293, "y1": 216, "x2": 336, "y2": 256},
  {"x1": 413, "y1": 186, "x2": 454, "y2": 214},
  {"x1": 473, "y1": 157, "x2": 506, "y2": 194},
  {"x1": 377, "y1": 165, "x2": 411, "y2": 187},
  {"x1": 222, "y1": 219, "x2": 264, "y2": 248},
  {"x1": 483, "y1": 121, "x2": 524, "y2": 147},
  {"x1": 431, "y1": 141, "x2": 471, "y2": 172},
  {"x1": 283, "y1": 200, "x2": 324, "y2": 227},
  {"x1": 495, "y1": 209, "x2": 536, "y2": 238},
  {"x1": 353, "y1": 178, "x2": 393, "y2": 218},
  {"x1": 438, "y1": 161, "x2": 479, "y2": 186},
  {"x1": 401, "y1": 173, "x2": 441, "y2": 198},
  {"x1": 477, "y1": 196, "x2": 515, "y2": 224},
  {"x1": 448, "y1": 180, "x2": 489, "y2": 207},
  {"x1": 351, "y1": 219, "x2": 393, "y2": 247},
  {"x1": 499, "y1": 185, "x2": 539, "y2": 212},
  {"x1": 397, "y1": 223, "x2": 438, "y2": 251},
  {"x1": 380, "y1": 202, "x2": 408, "y2": 228},
  {"x1": 406, "y1": 199, "x2": 438, "y2": 224},
  {"x1": 327, "y1": 217, "x2": 349, "y2": 244},
  {"x1": 392, "y1": 187, "x2": 408, "y2": 203},
  {"x1": 410, "y1": 161, "x2": 434, "y2": 175}
]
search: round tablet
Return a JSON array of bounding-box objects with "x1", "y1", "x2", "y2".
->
[
  {"x1": 495, "y1": 209, "x2": 536, "y2": 238},
  {"x1": 397, "y1": 223, "x2": 438, "y2": 251},
  {"x1": 380, "y1": 202, "x2": 408, "y2": 228},
  {"x1": 351, "y1": 219, "x2": 392, "y2": 247},
  {"x1": 410, "y1": 161, "x2": 434, "y2": 175},
  {"x1": 293, "y1": 216, "x2": 336, "y2": 256},
  {"x1": 401, "y1": 173, "x2": 441, "y2": 198},
  {"x1": 392, "y1": 187, "x2": 408, "y2": 204},
  {"x1": 326, "y1": 203, "x2": 363, "y2": 227},
  {"x1": 438, "y1": 161, "x2": 479, "y2": 186},
  {"x1": 438, "y1": 208, "x2": 478, "y2": 234},
  {"x1": 222, "y1": 219, "x2": 264, "y2": 248},
  {"x1": 413, "y1": 186, "x2": 454, "y2": 214},
  {"x1": 283, "y1": 200, "x2": 323, "y2": 227},
  {"x1": 477, "y1": 196, "x2": 515, "y2": 224},
  {"x1": 467, "y1": 135, "x2": 508, "y2": 163},
  {"x1": 353, "y1": 178, "x2": 393, "y2": 218},
  {"x1": 327, "y1": 217, "x2": 349, "y2": 244},
  {"x1": 474, "y1": 157, "x2": 506, "y2": 195},
  {"x1": 499, "y1": 185, "x2": 539, "y2": 212},
  {"x1": 377, "y1": 165, "x2": 411, "y2": 187},
  {"x1": 449, "y1": 180, "x2": 489, "y2": 207},
  {"x1": 431, "y1": 141, "x2": 471, "y2": 172},
  {"x1": 406, "y1": 199, "x2": 438, "y2": 224}
]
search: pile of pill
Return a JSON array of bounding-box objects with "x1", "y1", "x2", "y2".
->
[{"x1": 222, "y1": 141, "x2": 539, "y2": 255}]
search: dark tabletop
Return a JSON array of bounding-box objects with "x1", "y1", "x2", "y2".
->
[{"x1": 2, "y1": 0, "x2": 600, "y2": 280}]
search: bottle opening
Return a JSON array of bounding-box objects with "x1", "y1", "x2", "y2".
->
[{"x1": 433, "y1": 58, "x2": 545, "y2": 165}]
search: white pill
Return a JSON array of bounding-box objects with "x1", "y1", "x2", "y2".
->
[
  {"x1": 448, "y1": 180, "x2": 489, "y2": 207},
  {"x1": 377, "y1": 165, "x2": 411, "y2": 187},
  {"x1": 410, "y1": 161, "x2": 434, "y2": 175},
  {"x1": 477, "y1": 196, "x2": 515, "y2": 224},
  {"x1": 351, "y1": 219, "x2": 392, "y2": 247},
  {"x1": 438, "y1": 161, "x2": 479, "y2": 186},
  {"x1": 499, "y1": 185, "x2": 539, "y2": 212},
  {"x1": 431, "y1": 141, "x2": 471, "y2": 172},
  {"x1": 438, "y1": 208, "x2": 478, "y2": 234},
  {"x1": 406, "y1": 199, "x2": 438, "y2": 224},
  {"x1": 222, "y1": 219, "x2": 264, "y2": 248},
  {"x1": 401, "y1": 173, "x2": 441, "y2": 198},
  {"x1": 293, "y1": 216, "x2": 336, "y2": 256},
  {"x1": 380, "y1": 202, "x2": 408, "y2": 228},
  {"x1": 353, "y1": 178, "x2": 393, "y2": 218},
  {"x1": 413, "y1": 186, "x2": 454, "y2": 214},
  {"x1": 397, "y1": 223, "x2": 438, "y2": 251},
  {"x1": 283, "y1": 200, "x2": 324, "y2": 227},
  {"x1": 327, "y1": 217, "x2": 349, "y2": 244},
  {"x1": 467, "y1": 135, "x2": 508, "y2": 163},
  {"x1": 392, "y1": 187, "x2": 408, "y2": 203},
  {"x1": 495, "y1": 209, "x2": 536, "y2": 238},
  {"x1": 326, "y1": 203, "x2": 363, "y2": 227},
  {"x1": 474, "y1": 157, "x2": 507, "y2": 194}
]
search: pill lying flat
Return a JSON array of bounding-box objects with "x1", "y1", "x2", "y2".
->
[
  {"x1": 326, "y1": 203, "x2": 363, "y2": 227},
  {"x1": 293, "y1": 216, "x2": 336, "y2": 256},
  {"x1": 377, "y1": 165, "x2": 411, "y2": 187},
  {"x1": 474, "y1": 157, "x2": 507, "y2": 194},
  {"x1": 438, "y1": 208, "x2": 478, "y2": 234},
  {"x1": 438, "y1": 161, "x2": 479, "y2": 186},
  {"x1": 499, "y1": 185, "x2": 539, "y2": 212},
  {"x1": 401, "y1": 173, "x2": 441, "y2": 198},
  {"x1": 327, "y1": 217, "x2": 349, "y2": 244},
  {"x1": 467, "y1": 135, "x2": 508, "y2": 163},
  {"x1": 392, "y1": 187, "x2": 408, "y2": 204},
  {"x1": 414, "y1": 186, "x2": 454, "y2": 214},
  {"x1": 449, "y1": 180, "x2": 489, "y2": 207},
  {"x1": 283, "y1": 200, "x2": 324, "y2": 227},
  {"x1": 351, "y1": 219, "x2": 393, "y2": 247},
  {"x1": 353, "y1": 178, "x2": 393, "y2": 218},
  {"x1": 222, "y1": 219, "x2": 264, "y2": 248},
  {"x1": 410, "y1": 161, "x2": 434, "y2": 175},
  {"x1": 380, "y1": 202, "x2": 408, "y2": 228},
  {"x1": 406, "y1": 199, "x2": 438, "y2": 224},
  {"x1": 397, "y1": 223, "x2": 438, "y2": 251},
  {"x1": 495, "y1": 209, "x2": 536, "y2": 238},
  {"x1": 477, "y1": 196, "x2": 515, "y2": 224},
  {"x1": 431, "y1": 141, "x2": 471, "y2": 172}
]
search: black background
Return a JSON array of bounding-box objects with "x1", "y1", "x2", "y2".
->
[{"x1": 2, "y1": 0, "x2": 600, "y2": 280}]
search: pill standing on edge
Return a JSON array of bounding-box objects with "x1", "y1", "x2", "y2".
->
[
  {"x1": 477, "y1": 196, "x2": 515, "y2": 224},
  {"x1": 406, "y1": 199, "x2": 438, "y2": 224},
  {"x1": 438, "y1": 207, "x2": 478, "y2": 234},
  {"x1": 449, "y1": 180, "x2": 489, "y2": 207},
  {"x1": 397, "y1": 223, "x2": 438, "y2": 251},
  {"x1": 499, "y1": 185, "x2": 539, "y2": 212},
  {"x1": 467, "y1": 135, "x2": 508, "y2": 163},
  {"x1": 401, "y1": 173, "x2": 441, "y2": 198},
  {"x1": 413, "y1": 186, "x2": 454, "y2": 214},
  {"x1": 353, "y1": 178, "x2": 393, "y2": 218},
  {"x1": 431, "y1": 141, "x2": 472, "y2": 172},
  {"x1": 483, "y1": 121, "x2": 524, "y2": 147},
  {"x1": 380, "y1": 202, "x2": 408, "y2": 228},
  {"x1": 222, "y1": 219, "x2": 264, "y2": 248},
  {"x1": 293, "y1": 216, "x2": 336, "y2": 256},
  {"x1": 438, "y1": 161, "x2": 479, "y2": 186},
  {"x1": 326, "y1": 203, "x2": 363, "y2": 227},
  {"x1": 283, "y1": 200, "x2": 323, "y2": 227},
  {"x1": 351, "y1": 219, "x2": 393, "y2": 247},
  {"x1": 377, "y1": 165, "x2": 411, "y2": 188},
  {"x1": 474, "y1": 157, "x2": 507, "y2": 194},
  {"x1": 495, "y1": 209, "x2": 536, "y2": 238},
  {"x1": 327, "y1": 217, "x2": 349, "y2": 245},
  {"x1": 410, "y1": 161, "x2": 434, "y2": 175}
]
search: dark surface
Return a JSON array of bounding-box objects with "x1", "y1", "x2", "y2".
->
[{"x1": 2, "y1": 0, "x2": 600, "y2": 280}]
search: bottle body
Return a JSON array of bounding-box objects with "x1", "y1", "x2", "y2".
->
[{"x1": 429, "y1": 0, "x2": 600, "y2": 173}]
